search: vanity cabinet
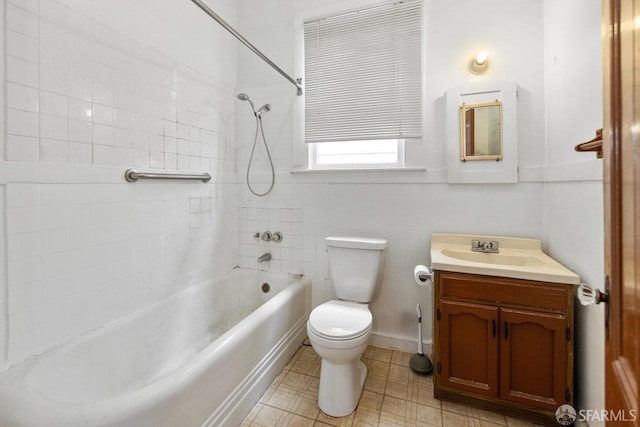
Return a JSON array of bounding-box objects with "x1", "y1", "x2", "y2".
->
[{"x1": 433, "y1": 271, "x2": 574, "y2": 423}]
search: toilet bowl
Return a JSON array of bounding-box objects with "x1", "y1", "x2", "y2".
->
[{"x1": 307, "y1": 237, "x2": 387, "y2": 417}]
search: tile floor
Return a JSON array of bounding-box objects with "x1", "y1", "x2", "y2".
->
[{"x1": 241, "y1": 343, "x2": 545, "y2": 427}]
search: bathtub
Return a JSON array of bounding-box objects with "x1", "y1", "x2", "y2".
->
[{"x1": 0, "y1": 269, "x2": 311, "y2": 427}]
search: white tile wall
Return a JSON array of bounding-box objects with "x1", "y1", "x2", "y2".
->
[
  {"x1": 5, "y1": 0, "x2": 225, "y2": 171},
  {"x1": 5, "y1": 182, "x2": 234, "y2": 363},
  {"x1": 237, "y1": 207, "x2": 304, "y2": 273},
  {"x1": 2, "y1": 0, "x2": 237, "y2": 366}
]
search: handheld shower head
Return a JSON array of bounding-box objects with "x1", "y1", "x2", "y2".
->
[
  {"x1": 257, "y1": 104, "x2": 271, "y2": 115},
  {"x1": 237, "y1": 92, "x2": 257, "y2": 115}
]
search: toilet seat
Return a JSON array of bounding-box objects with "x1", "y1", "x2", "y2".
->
[{"x1": 308, "y1": 300, "x2": 372, "y2": 341}]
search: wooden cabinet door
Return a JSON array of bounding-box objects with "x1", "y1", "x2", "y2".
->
[
  {"x1": 499, "y1": 307, "x2": 568, "y2": 410},
  {"x1": 439, "y1": 300, "x2": 499, "y2": 397}
]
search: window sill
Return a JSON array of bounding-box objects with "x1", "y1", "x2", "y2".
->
[{"x1": 290, "y1": 167, "x2": 427, "y2": 174}]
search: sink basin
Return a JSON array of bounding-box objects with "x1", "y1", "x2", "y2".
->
[
  {"x1": 440, "y1": 248, "x2": 546, "y2": 267},
  {"x1": 431, "y1": 234, "x2": 580, "y2": 285}
]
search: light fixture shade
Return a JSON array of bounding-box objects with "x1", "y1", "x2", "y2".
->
[{"x1": 469, "y1": 51, "x2": 489, "y2": 74}]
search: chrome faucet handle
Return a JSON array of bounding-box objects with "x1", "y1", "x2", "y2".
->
[
  {"x1": 471, "y1": 239, "x2": 480, "y2": 249},
  {"x1": 260, "y1": 231, "x2": 272, "y2": 242},
  {"x1": 489, "y1": 241, "x2": 499, "y2": 250}
]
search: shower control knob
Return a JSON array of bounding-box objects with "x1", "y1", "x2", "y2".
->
[
  {"x1": 272, "y1": 232, "x2": 283, "y2": 243},
  {"x1": 260, "y1": 231, "x2": 272, "y2": 242}
]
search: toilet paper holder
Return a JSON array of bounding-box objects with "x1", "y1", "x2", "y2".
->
[
  {"x1": 417, "y1": 268, "x2": 434, "y2": 282},
  {"x1": 414, "y1": 265, "x2": 434, "y2": 287}
]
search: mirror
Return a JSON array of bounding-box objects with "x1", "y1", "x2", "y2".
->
[{"x1": 459, "y1": 100, "x2": 502, "y2": 161}]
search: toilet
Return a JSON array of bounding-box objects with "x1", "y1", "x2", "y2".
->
[{"x1": 307, "y1": 236, "x2": 388, "y2": 417}]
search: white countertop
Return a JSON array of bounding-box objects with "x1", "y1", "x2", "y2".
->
[{"x1": 431, "y1": 233, "x2": 580, "y2": 285}]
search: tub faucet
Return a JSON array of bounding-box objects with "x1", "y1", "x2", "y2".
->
[{"x1": 257, "y1": 252, "x2": 271, "y2": 263}]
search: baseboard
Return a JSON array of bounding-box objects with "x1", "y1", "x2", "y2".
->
[
  {"x1": 370, "y1": 332, "x2": 433, "y2": 356},
  {"x1": 203, "y1": 316, "x2": 307, "y2": 427}
]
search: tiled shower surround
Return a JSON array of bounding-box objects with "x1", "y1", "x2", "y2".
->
[
  {"x1": 237, "y1": 207, "x2": 304, "y2": 272},
  {"x1": 5, "y1": 0, "x2": 222, "y2": 168},
  {"x1": 2, "y1": 0, "x2": 238, "y2": 366}
]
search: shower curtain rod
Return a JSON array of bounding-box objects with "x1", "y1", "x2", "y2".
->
[{"x1": 190, "y1": 0, "x2": 303, "y2": 96}]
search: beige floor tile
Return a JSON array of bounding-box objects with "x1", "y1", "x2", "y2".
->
[
  {"x1": 282, "y1": 413, "x2": 316, "y2": 427},
  {"x1": 258, "y1": 383, "x2": 279, "y2": 404},
  {"x1": 414, "y1": 403, "x2": 443, "y2": 426},
  {"x1": 479, "y1": 421, "x2": 511, "y2": 427},
  {"x1": 316, "y1": 410, "x2": 355, "y2": 426},
  {"x1": 363, "y1": 345, "x2": 376, "y2": 359},
  {"x1": 381, "y1": 395, "x2": 407, "y2": 419},
  {"x1": 244, "y1": 344, "x2": 538, "y2": 427},
  {"x1": 385, "y1": 380, "x2": 409, "y2": 400},
  {"x1": 441, "y1": 400, "x2": 474, "y2": 417},
  {"x1": 410, "y1": 385, "x2": 440, "y2": 409},
  {"x1": 290, "y1": 395, "x2": 321, "y2": 419},
  {"x1": 291, "y1": 355, "x2": 321, "y2": 377},
  {"x1": 472, "y1": 408, "x2": 507, "y2": 425},
  {"x1": 358, "y1": 390, "x2": 384, "y2": 411},
  {"x1": 352, "y1": 407, "x2": 381, "y2": 427},
  {"x1": 411, "y1": 372, "x2": 434, "y2": 390},
  {"x1": 388, "y1": 364, "x2": 410, "y2": 385},
  {"x1": 279, "y1": 370, "x2": 320, "y2": 399},
  {"x1": 268, "y1": 387, "x2": 302, "y2": 411},
  {"x1": 391, "y1": 350, "x2": 411, "y2": 366},
  {"x1": 244, "y1": 402, "x2": 264, "y2": 423},
  {"x1": 378, "y1": 413, "x2": 409, "y2": 427},
  {"x1": 442, "y1": 410, "x2": 476, "y2": 427},
  {"x1": 367, "y1": 359, "x2": 391, "y2": 378},
  {"x1": 504, "y1": 416, "x2": 545, "y2": 427},
  {"x1": 252, "y1": 404, "x2": 289, "y2": 426},
  {"x1": 372, "y1": 347, "x2": 393, "y2": 363},
  {"x1": 364, "y1": 372, "x2": 387, "y2": 394}
]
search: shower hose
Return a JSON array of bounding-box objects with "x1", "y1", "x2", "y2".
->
[{"x1": 246, "y1": 113, "x2": 275, "y2": 197}]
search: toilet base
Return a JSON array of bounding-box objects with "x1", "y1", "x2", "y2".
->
[{"x1": 318, "y1": 359, "x2": 368, "y2": 417}]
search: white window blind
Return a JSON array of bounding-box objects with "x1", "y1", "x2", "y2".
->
[{"x1": 304, "y1": 0, "x2": 423, "y2": 143}]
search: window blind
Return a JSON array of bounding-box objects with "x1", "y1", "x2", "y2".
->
[{"x1": 304, "y1": 0, "x2": 423, "y2": 143}]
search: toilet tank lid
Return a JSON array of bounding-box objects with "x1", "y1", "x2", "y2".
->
[{"x1": 326, "y1": 236, "x2": 388, "y2": 250}]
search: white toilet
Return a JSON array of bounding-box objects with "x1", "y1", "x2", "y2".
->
[{"x1": 307, "y1": 236, "x2": 388, "y2": 417}]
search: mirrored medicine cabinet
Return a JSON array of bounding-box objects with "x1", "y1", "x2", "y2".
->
[
  {"x1": 445, "y1": 79, "x2": 517, "y2": 183},
  {"x1": 459, "y1": 100, "x2": 502, "y2": 161}
]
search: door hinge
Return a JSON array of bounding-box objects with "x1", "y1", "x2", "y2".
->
[
  {"x1": 566, "y1": 327, "x2": 571, "y2": 341},
  {"x1": 437, "y1": 362, "x2": 441, "y2": 374},
  {"x1": 436, "y1": 308, "x2": 441, "y2": 321},
  {"x1": 565, "y1": 388, "x2": 571, "y2": 402}
]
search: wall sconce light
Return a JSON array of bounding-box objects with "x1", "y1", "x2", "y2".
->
[{"x1": 468, "y1": 51, "x2": 489, "y2": 75}]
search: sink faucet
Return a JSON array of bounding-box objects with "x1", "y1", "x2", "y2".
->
[
  {"x1": 471, "y1": 240, "x2": 499, "y2": 253},
  {"x1": 257, "y1": 252, "x2": 271, "y2": 263}
]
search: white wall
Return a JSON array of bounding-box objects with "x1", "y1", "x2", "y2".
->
[
  {"x1": 234, "y1": 0, "x2": 547, "y2": 351},
  {"x1": 543, "y1": 0, "x2": 604, "y2": 423},
  {"x1": 235, "y1": 0, "x2": 605, "y2": 418},
  {"x1": 0, "y1": 0, "x2": 238, "y2": 368}
]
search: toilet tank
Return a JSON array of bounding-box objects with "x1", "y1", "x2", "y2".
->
[{"x1": 326, "y1": 237, "x2": 388, "y2": 303}]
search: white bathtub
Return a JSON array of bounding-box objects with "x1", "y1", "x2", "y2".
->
[{"x1": 0, "y1": 269, "x2": 311, "y2": 427}]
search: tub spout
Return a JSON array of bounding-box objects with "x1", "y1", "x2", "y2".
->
[{"x1": 258, "y1": 253, "x2": 271, "y2": 263}]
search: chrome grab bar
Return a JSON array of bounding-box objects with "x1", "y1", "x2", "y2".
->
[{"x1": 124, "y1": 168, "x2": 211, "y2": 183}]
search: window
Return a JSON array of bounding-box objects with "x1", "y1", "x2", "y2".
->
[
  {"x1": 301, "y1": 0, "x2": 423, "y2": 170},
  {"x1": 311, "y1": 139, "x2": 404, "y2": 169}
]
